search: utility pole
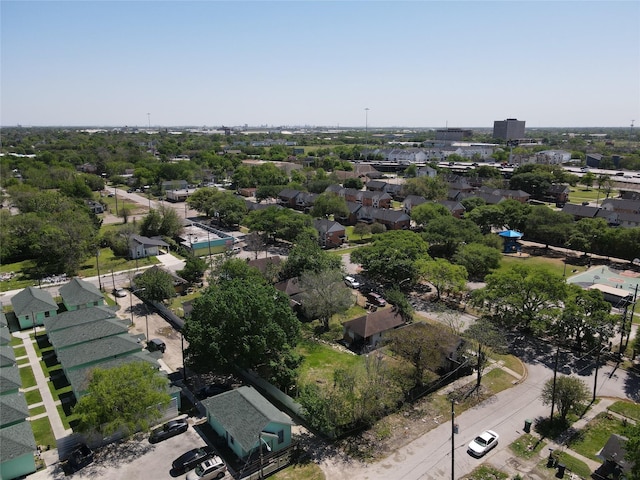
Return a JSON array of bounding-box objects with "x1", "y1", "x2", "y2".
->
[
  {"x1": 550, "y1": 345, "x2": 560, "y2": 421},
  {"x1": 96, "y1": 249, "x2": 102, "y2": 291},
  {"x1": 451, "y1": 399, "x2": 455, "y2": 480}
]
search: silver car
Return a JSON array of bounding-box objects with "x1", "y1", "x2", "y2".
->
[
  {"x1": 186, "y1": 456, "x2": 227, "y2": 480},
  {"x1": 467, "y1": 430, "x2": 499, "y2": 457}
]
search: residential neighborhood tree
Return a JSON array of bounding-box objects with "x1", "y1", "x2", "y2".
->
[
  {"x1": 540, "y1": 375, "x2": 589, "y2": 422},
  {"x1": 183, "y1": 278, "x2": 301, "y2": 388},
  {"x1": 73, "y1": 362, "x2": 171, "y2": 437},
  {"x1": 300, "y1": 269, "x2": 354, "y2": 331},
  {"x1": 464, "y1": 319, "x2": 507, "y2": 390},
  {"x1": 351, "y1": 230, "x2": 430, "y2": 285},
  {"x1": 473, "y1": 263, "x2": 567, "y2": 332},
  {"x1": 309, "y1": 192, "x2": 349, "y2": 219},
  {"x1": 133, "y1": 267, "x2": 177, "y2": 304},
  {"x1": 279, "y1": 234, "x2": 342, "y2": 280},
  {"x1": 416, "y1": 257, "x2": 468, "y2": 301},
  {"x1": 452, "y1": 243, "x2": 502, "y2": 280},
  {"x1": 177, "y1": 254, "x2": 208, "y2": 285},
  {"x1": 385, "y1": 288, "x2": 415, "y2": 323}
]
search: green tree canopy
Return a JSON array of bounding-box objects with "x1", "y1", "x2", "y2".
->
[
  {"x1": 350, "y1": 230, "x2": 430, "y2": 286},
  {"x1": 280, "y1": 234, "x2": 341, "y2": 280},
  {"x1": 134, "y1": 267, "x2": 177, "y2": 304},
  {"x1": 410, "y1": 202, "x2": 451, "y2": 227},
  {"x1": 299, "y1": 269, "x2": 353, "y2": 331},
  {"x1": 244, "y1": 206, "x2": 314, "y2": 243},
  {"x1": 401, "y1": 176, "x2": 448, "y2": 200},
  {"x1": 416, "y1": 257, "x2": 468, "y2": 300},
  {"x1": 72, "y1": 362, "x2": 171, "y2": 437},
  {"x1": 452, "y1": 242, "x2": 502, "y2": 280},
  {"x1": 540, "y1": 375, "x2": 589, "y2": 421},
  {"x1": 309, "y1": 192, "x2": 349, "y2": 219},
  {"x1": 183, "y1": 278, "x2": 300, "y2": 388}
]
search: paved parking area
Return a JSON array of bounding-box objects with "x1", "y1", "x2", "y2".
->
[{"x1": 31, "y1": 420, "x2": 219, "y2": 480}]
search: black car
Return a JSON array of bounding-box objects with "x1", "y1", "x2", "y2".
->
[
  {"x1": 61, "y1": 444, "x2": 93, "y2": 475},
  {"x1": 147, "y1": 338, "x2": 166, "y2": 353},
  {"x1": 196, "y1": 384, "x2": 229, "y2": 400},
  {"x1": 172, "y1": 446, "x2": 215, "y2": 473},
  {"x1": 149, "y1": 418, "x2": 189, "y2": 443}
]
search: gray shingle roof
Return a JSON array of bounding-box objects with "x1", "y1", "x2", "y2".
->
[
  {"x1": 0, "y1": 326, "x2": 11, "y2": 346},
  {"x1": 201, "y1": 386, "x2": 291, "y2": 453},
  {"x1": 0, "y1": 345, "x2": 16, "y2": 367},
  {"x1": 10, "y1": 287, "x2": 58, "y2": 318},
  {"x1": 313, "y1": 218, "x2": 345, "y2": 234},
  {"x1": 59, "y1": 277, "x2": 103, "y2": 307},
  {"x1": 48, "y1": 319, "x2": 129, "y2": 350},
  {"x1": 56, "y1": 334, "x2": 142, "y2": 370},
  {"x1": 0, "y1": 366, "x2": 22, "y2": 394},
  {"x1": 66, "y1": 354, "x2": 161, "y2": 396},
  {"x1": 0, "y1": 420, "x2": 37, "y2": 463},
  {"x1": 0, "y1": 392, "x2": 29, "y2": 426},
  {"x1": 130, "y1": 235, "x2": 170, "y2": 248},
  {"x1": 42, "y1": 305, "x2": 117, "y2": 332},
  {"x1": 0, "y1": 311, "x2": 7, "y2": 328}
]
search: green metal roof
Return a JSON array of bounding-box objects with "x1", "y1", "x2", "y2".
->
[
  {"x1": 42, "y1": 305, "x2": 117, "y2": 332},
  {"x1": 0, "y1": 392, "x2": 29, "y2": 426},
  {"x1": 201, "y1": 386, "x2": 291, "y2": 453},
  {"x1": 59, "y1": 277, "x2": 103, "y2": 307},
  {"x1": 48, "y1": 318, "x2": 128, "y2": 350},
  {"x1": 56, "y1": 334, "x2": 142, "y2": 370},
  {"x1": 10, "y1": 287, "x2": 58, "y2": 318},
  {"x1": 0, "y1": 420, "x2": 37, "y2": 462}
]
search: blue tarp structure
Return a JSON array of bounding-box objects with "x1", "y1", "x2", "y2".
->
[{"x1": 498, "y1": 230, "x2": 523, "y2": 252}]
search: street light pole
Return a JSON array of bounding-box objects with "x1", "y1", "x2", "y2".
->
[
  {"x1": 550, "y1": 345, "x2": 560, "y2": 421},
  {"x1": 451, "y1": 399, "x2": 455, "y2": 480},
  {"x1": 129, "y1": 288, "x2": 146, "y2": 327}
]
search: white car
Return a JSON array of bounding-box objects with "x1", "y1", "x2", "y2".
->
[
  {"x1": 467, "y1": 430, "x2": 499, "y2": 457},
  {"x1": 114, "y1": 289, "x2": 127, "y2": 298},
  {"x1": 186, "y1": 456, "x2": 227, "y2": 480},
  {"x1": 344, "y1": 276, "x2": 361, "y2": 289}
]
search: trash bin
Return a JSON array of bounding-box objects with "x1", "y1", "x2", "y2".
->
[
  {"x1": 556, "y1": 463, "x2": 566, "y2": 478},
  {"x1": 524, "y1": 419, "x2": 532, "y2": 433}
]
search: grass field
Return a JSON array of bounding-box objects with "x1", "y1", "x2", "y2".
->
[
  {"x1": 607, "y1": 400, "x2": 640, "y2": 421},
  {"x1": 567, "y1": 412, "x2": 634, "y2": 462}
]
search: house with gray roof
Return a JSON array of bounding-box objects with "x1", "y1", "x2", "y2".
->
[
  {"x1": 47, "y1": 319, "x2": 128, "y2": 351},
  {"x1": 42, "y1": 305, "x2": 117, "y2": 332},
  {"x1": 201, "y1": 386, "x2": 293, "y2": 460},
  {"x1": 56, "y1": 334, "x2": 143, "y2": 374},
  {"x1": 0, "y1": 368, "x2": 21, "y2": 395},
  {"x1": 342, "y1": 309, "x2": 406, "y2": 351},
  {"x1": 438, "y1": 200, "x2": 466, "y2": 218},
  {"x1": 0, "y1": 346, "x2": 16, "y2": 368},
  {"x1": 0, "y1": 392, "x2": 29, "y2": 429},
  {"x1": 403, "y1": 195, "x2": 427, "y2": 214},
  {"x1": 371, "y1": 209, "x2": 411, "y2": 230},
  {"x1": 600, "y1": 198, "x2": 640, "y2": 214},
  {"x1": 129, "y1": 234, "x2": 170, "y2": 259},
  {"x1": 313, "y1": 219, "x2": 346, "y2": 248},
  {"x1": 562, "y1": 203, "x2": 600, "y2": 220},
  {"x1": 10, "y1": 287, "x2": 58, "y2": 330},
  {"x1": 0, "y1": 312, "x2": 6, "y2": 328},
  {"x1": 0, "y1": 421, "x2": 37, "y2": 480},
  {"x1": 0, "y1": 327, "x2": 11, "y2": 346},
  {"x1": 59, "y1": 277, "x2": 105, "y2": 311}
]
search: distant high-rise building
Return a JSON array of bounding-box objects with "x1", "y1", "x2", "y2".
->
[
  {"x1": 435, "y1": 128, "x2": 473, "y2": 142},
  {"x1": 493, "y1": 118, "x2": 525, "y2": 140}
]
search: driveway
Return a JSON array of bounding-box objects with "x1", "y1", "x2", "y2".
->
[{"x1": 30, "y1": 420, "x2": 214, "y2": 480}]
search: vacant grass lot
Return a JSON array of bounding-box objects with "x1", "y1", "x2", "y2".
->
[
  {"x1": 296, "y1": 337, "x2": 362, "y2": 386},
  {"x1": 607, "y1": 400, "x2": 640, "y2": 421},
  {"x1": 509, "y1": 433, "x2": 547, "y2": 459},
  {"x1": 272, "y1": 462, "x2": 324, "y2": 480},
  {"x1": 30, "y1": 416, "x2": 55, "y2": 449}
]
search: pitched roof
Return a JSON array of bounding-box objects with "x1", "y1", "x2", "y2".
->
[
  {"x1": 59, "y1": 277, "x2": 103, "y2": 306},
  {"x1": 343, "y1": 309, "x2": 405, "y2": 338},
  {"x1": 314, "y1": 218, "x2": 345, "y2": 234},
  {"x1": 42, "y1": 305, "x2": 118, "y2": 332},
  {"x1": 56, "y1": 334, "x2": 142, "y2": 370},
  {"x1": 598, "y1": 434, "x2": 630, "y2": 472},
  {"x1": 201, "y1": 386, "x2": 291, "y2": 453},
  {"x1": 0, "y1": 326, "x2": 11, "y2": 346},
  {"x1": 48, "y1": 318, "x2": 129, "y2": 350},
  {"x1": 562, "y1": 204, "x2": 600, "y2": 218},
  {"x1": 0, "y1": 345, "x2": 16, "y2": 367},
  {"x1": 0, "y1": 311, "x2": 7, "y2": 328},
  {"x1": 0, "y1": 420, "x2": 37, "y2": 462},
  {"x1": 0, "y1": 366, "x2": 22, "y2": 394},
  {"x1": 0, "y1": 392, "x2": 29, "y2": 426},
  {"x1": 11, "y1": 287, "x2": 58, "y2": 317},
  {"x1": 130, "y1": 234, "x2": 170, "y2": 248},
  {"x1": 247, "y1": 256, "x2": 282, "y2": 275},
  {"x1": 371, "y1": 209, "x2": 410, "y2": 223},
  {"x1": 274, "y1": 277, "x2": 304, "y2": 297}
]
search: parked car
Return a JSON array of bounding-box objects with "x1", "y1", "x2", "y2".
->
[
  {"x1": 344, "y1": 276, "x2": 361, "y2": 289},
  {"x1": 186, "y1": 456, "x2": 227, "y2": 480},
  {"x1": 365, "y1": 292, "x2": 386, "y2": 307},
  {"x1": 61, "y1": 444, "x2": 93, "y2": 475},
  {"x1": 147, "y1": 338, "x2": 166, "y2": 353},
  {"x1": 114, "y1": 289, "x2": 127, "y2": 298},
  {"x1": 196, "y1": 384, "x2": 230, "y2": 400},
  {"x1": 149, "y1": 418, "x2": 189, "y2": 443},
  {"x1": 172, "y1": 446, "x2": 215, "y2": 473},
  {"x1": 467, "y1": 430, "x2": 499, "y2": 457}
]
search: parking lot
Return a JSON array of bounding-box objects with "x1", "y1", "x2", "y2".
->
[{"x1": 33, "y1": 420, "x2": 219, "y2": 480}]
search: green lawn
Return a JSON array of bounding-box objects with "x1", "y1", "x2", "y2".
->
[
  {"x1": 608, "y1": 400, "x2": 640, "y2": 421},
  {"x1": 461, "y1": 465, "x2": 508, "y2": 480},
  {"x1": 551, "y1": 451, "x2": 592, "y2": 479},
  {"x1": 19, "y1": 365, "x2": 37, "y2": 388},
  {"x1": 568, "y1": 187, "x2": 619, "y2": 204},
  {"x1": 29, "y1": 417, "x2": 55, "y2": 449},
  {"x1": 296, "y1": 337, "x2": 362, "y2": 386},
  {"x1": 29, "y1": 405, "x2": 46, "y2": 417},
  {"x1": 25, "y1": 389, "x2": 43, "y2": 406},
  {"x1": 490, "y1": 352, "x2": 525, "y2": 377},
  {"x1": 499, "y1": 253, "x2": 589, "y2": 279},
  {"x1": 12, "y1": 345, "x2": 26, "y2": 358},
  {"x1": 567, "y1": 412, "x2": 634, "y2": 462},
  {"x1": 271, "y1": 462, "x2": 325, "y2": 480},
  {"x1": 10, "y1": 336, "x2": 23, "y2": 347}
]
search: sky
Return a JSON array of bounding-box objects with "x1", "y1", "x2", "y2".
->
[{"x1": 1, "y1": 1, "x2": 639, "y2": 128}]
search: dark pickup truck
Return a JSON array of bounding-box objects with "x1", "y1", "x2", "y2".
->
[{"x1": 61, "y1": 444, "x2": 94, "y2": 475}]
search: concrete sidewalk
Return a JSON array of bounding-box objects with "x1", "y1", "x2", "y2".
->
[{"x1": 16, "y1": 329, "x2": 72, "y2": 441}]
